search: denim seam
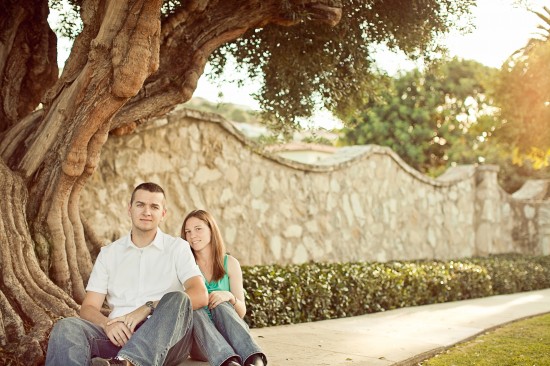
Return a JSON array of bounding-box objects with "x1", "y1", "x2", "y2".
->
[{"x1": 159, "y1": 294, "x2": 188, "y2": 365}]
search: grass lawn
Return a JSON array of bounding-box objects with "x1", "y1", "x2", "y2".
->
[{"x1": 419, "y1": 312, "x2": 550, "y2": 366}]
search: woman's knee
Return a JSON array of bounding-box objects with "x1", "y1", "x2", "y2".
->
[
  {"x1": 211, "y1": 301, "x2": 239, "y2": 321},
  {"x1": 213, "y1": 301, "x2": 234, "y2": 314}
]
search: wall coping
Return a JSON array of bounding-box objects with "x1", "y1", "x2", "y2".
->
[
  {"x1": 148, "y1": 108, "x2": 480, "y2": 188},
  {"x1": 138, "y1": 107, "x2": 548, "y2": 202}
]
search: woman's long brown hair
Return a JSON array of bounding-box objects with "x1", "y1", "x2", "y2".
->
[{"x1": 181, "y1": 209, "x2": 226, "y2": 282}]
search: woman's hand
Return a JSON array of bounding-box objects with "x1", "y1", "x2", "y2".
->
[{"x1": 208, "y1": 291, "x2": 236, "y2": 309}]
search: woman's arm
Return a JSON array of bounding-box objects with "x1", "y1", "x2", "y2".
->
[{"x1": 227, "y1": 255, "x2": 247, "y2": 318}]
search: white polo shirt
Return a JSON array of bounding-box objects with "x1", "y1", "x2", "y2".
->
[{"x1": 86, "y1": 229, "x2": 201, "y2": 318}]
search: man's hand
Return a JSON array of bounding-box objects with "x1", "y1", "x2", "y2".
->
[
  {"x1": 104, "y1": 320, "x2": 132, "y2": 347},
  {"x1": 106, "y1": 305, "x2": 151, "y2": 335}
]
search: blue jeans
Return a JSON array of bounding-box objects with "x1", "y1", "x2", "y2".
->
[
  {"x1": 191, "y1": 302, "x2": 266, "y2": 366},
  {"x1": 45, "y1": 292, "x2": 193, "y2": 366}
]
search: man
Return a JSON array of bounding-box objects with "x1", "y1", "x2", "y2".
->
[{"x1": 46, "y1": 182, "x2": 208, "y2": 366}]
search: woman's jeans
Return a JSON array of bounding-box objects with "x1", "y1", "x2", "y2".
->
[
  {"x1": 191, "y1": 301, "x2": 266, "y2": 366},
  {"x1": 45, "y1": 291, "x2": 193, "y2": 366}
]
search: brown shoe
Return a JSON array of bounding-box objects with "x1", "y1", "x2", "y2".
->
[{"x1": 246, "y1": 354, "x2": 266, "y2": 366}]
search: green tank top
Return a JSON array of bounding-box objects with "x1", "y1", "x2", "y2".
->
[{"x1": 204, "y1": 254, "x2": 230, "y2": 293}]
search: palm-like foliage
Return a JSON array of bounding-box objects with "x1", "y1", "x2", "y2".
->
[
  {"x1": 531, "y1": 6, "x2": 550, "y2": 43},
  {"x1": 493, "y1": 5, "x2": 550, "y2": 169}
]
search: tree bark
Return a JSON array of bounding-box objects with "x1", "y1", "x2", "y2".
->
[{"x1": 0, "y1": 159, "x2": 79, "y2": 364}]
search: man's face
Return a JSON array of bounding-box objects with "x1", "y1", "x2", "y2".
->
[{"x1": 128, "y1": 189, "x2": 166, "y2": 234}]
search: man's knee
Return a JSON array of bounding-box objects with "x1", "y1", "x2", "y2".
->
[
  {"x1": 160, "y1": 291, "x2": 191, "y2": 310},
  {"x1": 162, "y1": 291, "x2": 187, "y2": 302},
  {"x1": 49, "y1": 317, "x2": 82, "y2": 342},
  {"x1": 53, "y1": 317, "x2": 83, "y2": 331}
]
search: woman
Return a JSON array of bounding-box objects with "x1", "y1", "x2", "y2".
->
[{"x1": 182, "y1": 209, "x2": 267, "y2": 366}]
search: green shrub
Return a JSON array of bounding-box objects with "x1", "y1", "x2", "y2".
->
[
  {"x1": 469, "y1": 254, "x2": 550, "y2": 294},
  {"x1": 242, "y1": 254, "x2": 550, "y2": 328}
]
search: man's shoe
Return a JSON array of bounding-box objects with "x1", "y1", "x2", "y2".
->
[
  {"x1": 245, "y1": 354, "x2": 265, "y2": 366},
  {"x1": 92, "y1": 357, "x2": 132, "y2": 366}
]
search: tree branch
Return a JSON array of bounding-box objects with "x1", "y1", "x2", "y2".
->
[{"x1": 110, "y1": 0, "x2": 343, "y2": 134}]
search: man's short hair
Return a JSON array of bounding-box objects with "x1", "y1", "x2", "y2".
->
[{"x1": 130, "y1": 182, "x2": 165, "y2": 204}]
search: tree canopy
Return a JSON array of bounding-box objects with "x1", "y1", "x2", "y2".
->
[
  {"x1": 214, "y1": 0, "x2": 475, "y2": 130},
  {"x1": 50, "y1": 0, "x2": 476, "y2": 132}
]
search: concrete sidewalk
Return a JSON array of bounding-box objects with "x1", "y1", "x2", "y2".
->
[{"x1": 180, "y1": 288, "x2": 550, "y2": 366}]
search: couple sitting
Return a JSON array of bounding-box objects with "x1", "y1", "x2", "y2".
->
[{"x1": 46, "y1": 182, "x2": 267, "y2": 366}]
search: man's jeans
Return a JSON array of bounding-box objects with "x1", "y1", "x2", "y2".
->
[
  {"x1": 191, "y1": 302, "x2": 266, "y2": 366},
  {"x1": 45, "y1": 292, "x2": 193, "y2": 366}
]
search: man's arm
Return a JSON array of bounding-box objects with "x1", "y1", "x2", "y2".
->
[
  {"x1": 81, "y1": 291, "x2": 132, "y2": 346},
  {"x1": 80, "y1": 291, "x2": 109, "y2": 328},
  {"x1": 184, "y1": 275, "x2": 208, "y2": 310}
]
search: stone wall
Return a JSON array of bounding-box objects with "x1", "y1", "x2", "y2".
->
[{"x1": 80, "y1": 108, "x2": 550, "y2": 265}]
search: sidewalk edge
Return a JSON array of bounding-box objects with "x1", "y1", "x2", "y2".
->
[{"x1": 391, "y1": 311, "x2": 550, "y2": 366}]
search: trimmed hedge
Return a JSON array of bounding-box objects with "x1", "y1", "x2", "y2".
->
[{"x1": 242, "y1": 254, "x2": 550, "y2": 328}]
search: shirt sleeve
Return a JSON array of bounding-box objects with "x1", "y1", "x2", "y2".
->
[
  {"x1": 86, "y1": 248, "x2": 109, "y2": 294},
  {"x1": 175, "y1": 239, "x2": 202, "y2": 287}
]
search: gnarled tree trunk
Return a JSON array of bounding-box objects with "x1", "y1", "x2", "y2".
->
[{"x1": 0, "y1": 0, "x2": 341, "y2": 364}]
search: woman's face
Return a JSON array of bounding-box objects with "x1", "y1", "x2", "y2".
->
[{"x1": 184, "y1": 216, "x2": 212, "y2": 253}]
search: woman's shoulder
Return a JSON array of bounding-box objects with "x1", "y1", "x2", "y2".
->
[
  {"x1": 225, "y1": 254, "x2": 242, "y2": 272},
  {"x1": 225, "y1": 253, "x2": 240, "y2": 264}
]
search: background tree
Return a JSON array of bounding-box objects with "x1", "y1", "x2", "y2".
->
[
  {"x1": 337, "y1": 55, "x2": 550, "y2": 192},
  {"x1": 0, "y1": 0, "x2": 475, "y2": 364},
  {"x1": 492, "y1": 5, "x2": 550, "y2": 169},
  {"x1": 338, "y1": 58, "x2": 499, "y2": 175}
]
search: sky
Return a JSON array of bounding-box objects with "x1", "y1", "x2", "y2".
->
[{"x1": 193, "y1": 0, "x2": 544, "y2": 123}]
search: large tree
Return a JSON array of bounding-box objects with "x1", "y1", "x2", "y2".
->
[{"x1": 0, "y1": 0, "x2": 474, "y2": 364}]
